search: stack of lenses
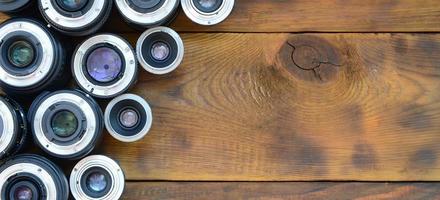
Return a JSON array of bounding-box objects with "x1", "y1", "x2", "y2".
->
[{"x1": 0, "y1": 0, "x2": 235, "y2": 198}]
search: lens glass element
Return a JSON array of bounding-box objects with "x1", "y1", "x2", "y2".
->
[
  {"x1": 86, "y1": 172, "x2": 107, "y2": 192},
  {"x1": 51, "y1": 110, "x2": 78, "y2": 137},
  {"x1": 119, "y1": 108, "x2": 139, "y2": 128},
  {"x1": 86, "y1": 47, "x2": 123, "y2": 83},
  {"x1": 150, "y1": 42, "x2": 170, "y2": 61},
  {"x1": 58, "y1": 0, "x2": 88, "y2": 11},
  {"x1": 14, "y1": 186, "x2": 33, "y2": 200},
  {"x1": 8, "y1": 41, "x2": 34, "y2": 68},
  {"x1": 198, "y1": 0, "x2": 216, "y2": 9}
]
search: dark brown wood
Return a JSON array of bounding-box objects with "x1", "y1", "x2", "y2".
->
[
  {"x1": 90, "y1": 33, "x2": 440, "y2": 181},
  {"x1": 122, "y1": 182, "x2": 440, "y2": 200},
  {"x1": 2, "y1": 0, "x2": 440, "y2": 32}
]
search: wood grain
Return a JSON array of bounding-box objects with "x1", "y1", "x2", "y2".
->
[
  {"x1": 122, "y1": 182, "x2": 440, "y2": 200},
  {"x1": 92, "y1": 33, "x2": 440, "y2": 181},
  {"x1": 2, "y1": 0, "x2": 440, "y2": 32}
]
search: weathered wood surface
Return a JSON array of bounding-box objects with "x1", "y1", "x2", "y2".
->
[
  {"x1": 122, "y1": 182, "x2": 440, "y2": 200},
  {"x1": 2, "y1": 0, "x2": 440, "y2": 32},
  {"x1": 91, "y1": 33, "x2": 440, "y2": 181}
]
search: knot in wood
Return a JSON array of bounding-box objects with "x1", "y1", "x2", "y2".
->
[{"x1": 292, "y1": 46, "x2": 322, "y2": 70}]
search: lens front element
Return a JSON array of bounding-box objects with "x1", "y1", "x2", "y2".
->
[{"x1": 86, "y1": 47, "x2": 123, "y2": 83}]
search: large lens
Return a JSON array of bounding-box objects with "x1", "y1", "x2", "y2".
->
[
  {"x1": 86, "y1": 47, "x2": 122, "y2": 83},
  {"x1": 73, "y1": 34, "x2": 138, "y2": 98},
  {"x1": 105, "y1": 94, "x2": 153, "y2": 142},
  {"x1": 14, "y1": 186, "x2": 33, "y2": 200},
  {"x1": 0, "y1": 18, "x2": 69, "y2": 96},
  {"x1": 0, "y1": 154, "x2": 69, "y2": 200},
  {"x1": 7, "y1": 41, "x2": 34, "y2": 68},
  {"x1": 51, "y1": 110, "x2": 78, "y2": 137},
  {"x1": 56, "y1": 0, "x2": 87, "y2": 11},
  {"x1": 86, "y1": 172, "x2": 107, "y2": 192},
  {"x1": 181, "y1": 0, "x2": 234, "y2": 25},
  {"x1": 29, "y1": 90, "x2": 103, "y2": 159}
]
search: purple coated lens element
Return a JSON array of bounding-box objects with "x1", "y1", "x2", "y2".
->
[{"x1": 86, "y1": 47, "x2": 122, "y2": 83}]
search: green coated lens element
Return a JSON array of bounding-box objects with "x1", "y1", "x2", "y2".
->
[
  {"x1": 8, "y1": 41, "x2": 34, "y2": 68},
  {"x1": 51, "y1": 110, "x2": 78, "y2": 137}
]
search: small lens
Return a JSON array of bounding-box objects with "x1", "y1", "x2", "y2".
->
[
  {"x1": 150, "y1": 42, "x2": 170, "y2": 61},
  {"x1": 58, "y1": 0, "x2": 88, "y2": 11},
  {"x1": 8, "y1": 41, "x2": 34, "y2": 68},
  {"x1": 119, "y1": 108, "x2": 139, "y2": 128},
  {"x1": 51, "y1": 110, "x2": 78, "y2": 137},
  {"x1": 14, "y1": 186, "x2": 33, "y2": 200},
  {"x1": 86, "y1": 172, "x2": 107, "y2": 192},
  {"x1": 86, "y1": 47, "x2": 122, "y2": 83}
]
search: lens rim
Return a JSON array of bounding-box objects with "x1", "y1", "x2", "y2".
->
[
  {"x1": 70, "y1": 155, "x2": 125, "y2": 200},
  {"x1": 114, "y1": 0, "x2": 179, "y2": 28},
  {"x1": 136, "y1": 26, "x2": 184, "y2": 75},
  {"x1": 105, "y1": 93, "x2": 153, "y2": 143},
  {"x1": 29, "y1": 90, "x2": 103, "y2": 159},
  {"x1": 181, "y1": 0, "x2": 234, "y2": 25},
  {"x1": 39, "y1": 0, "x2": 112, "y2": 36},
  {"x1": 73, "y1": 34, "x2": 138, "y2": 98},
  {"x1": 0, "y1": 154, "x2": 69, "y2": 200},
  {"x1": 0, "y1": 96, "x2": 27, "y2": 161}
]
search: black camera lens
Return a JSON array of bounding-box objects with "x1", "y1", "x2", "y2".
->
[
  {"x1": 105, "y1": 93, "x2": 152, "y2": 142},
  {"x1": 0, "y1": 18, "x2": 69, "y2": 97},
  {"x1": 28, "y1": 90, "x2": 104, "y2": 159},
  {"x1": 72, "y1": 34, "x2": 138, "y2": 98},
  {"x1": 181, "y1": 0, "x2": 234, "y2": 25},
  {"x1": 115, "y1": 0, "x2": 179, "y2": 29},
  {"x1": 136, "y1": 26, "x2": 184, "y2": 75},
  {"x1": 0, "y1": 0, "x2": 33, "y2": 13},
  {"x1": 0, "y1": 154, "x2": 69, "y2": 200},
  {"x1": 70, "y1": 155, "x2": 125, "y2": 200},
  {"x1": 38, "y1": 0, "x2": 113, "y2": 36},
  {"x1": 0, "y1": 96, "x2": 27, "y2": 161}
]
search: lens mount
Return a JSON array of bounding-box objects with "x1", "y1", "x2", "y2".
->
[
  {"x1": 0, "y1": 96, "x2": 27, "y2": 160},
  {"x1": 0, "y1": 0, "x2": 32, "y2": 13},
  {"x1": 115, "y1": 0, "x2": 179, "y2": 28},
  {"x1": 181, "y1": 0, "x2": 234, "y2": 25},
  {"x1": 105, "y1": 93, "x2": 153, "y2": 142},
  {"x1": 29, "y1": 90, "x2": 103, "y2": 159},
  {"x1": 136, "y1": 26, "x2": 184, "y2": 75},
  {"x1": 73, "y1": 34, "x2": 138, "y2": 98},
  {"x1": 39, "y1": 0, "x2": 112, "y2": 36},
  {"x1": 0, "y1": 154, "x2": 69, "y2": 200},
  {"x1": 70, "y1": 155, "x2": 125, "y2": 200},
  {"x1": 0, "y1": 18, "x2": 68, "y2": 96}
]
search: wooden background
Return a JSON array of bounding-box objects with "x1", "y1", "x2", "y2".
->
[{"x1": 2, "y1": 0, "x2": 440, "y2": 199}]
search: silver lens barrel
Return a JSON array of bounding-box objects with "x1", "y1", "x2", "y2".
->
[
  {"x1": 115, "y1": 0, "x2": 179, "y2": 29},
  {"x1": 39, "y1": 0, "x2": 112, "y2": 36},
  {"x1": 28, "y1": 90, "x2": 104, "y2": 159},
  {"x1": 73, "y1": 34, "x2": 138, "y2": 98},
  {"x1": 0, "y1": 154, "x2": 69, "y2": 200},
  {"x1": 181, "y1": 0, "x2": 234, "y2": 25},
  {"x1": 136, "y1": 26, "x2": 184, "y2": 75},
  {"x1": 70, "y1": 155, "x2": 125, "y2": 200},
  {"x1": 105, "y1": 93, "x2": 153, "y2": 142}
]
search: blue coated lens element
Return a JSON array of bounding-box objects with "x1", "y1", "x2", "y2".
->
[
  {"x1": 8, "y1": 41, "x2": 34, "y2": 68},
  {"x1": 59, "y1": 0, "x2": 87, "y2": 11},
  {"x1": 198, "y1": 0, "x2": 217, "y2": 9},
  {"x1": 150, "y1": 42, "x2": 170, "y2": 61},
  {"x1": 86, "y1": 47, "x2": 122, "y2": 83},
  {"x1": 86, "y1": 172, "x2": 107, "y2": 192}
]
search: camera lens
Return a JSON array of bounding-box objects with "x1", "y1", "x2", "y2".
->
[
  {"x1": 0, "y1": 154, "x2": 69, "y2": 200},
  {"x1": 0, "y1": 0, "x2": 33, "y2": 13},
  {"x1": 70, "y1": 155, "x2": 125, "y2": 200},
  {"x1": 105, "y1": 93, "x2": 152, "y2": 142},
  {"x1": 181, "y1": 0, "x2": 234, "y2": 25},
  {"x1": 136, "y1": 26, "x2": 184, "y2": 75},
  {"x1": 0, "y1": 18, "x2": 69, "y2": 96},
  {"x1": 73, "y1": 34, "x2": 138, "y2": 98},
  {"x1": 38, "y1": 0, "x2": 113, "y2": 36},
  {"x1": 28, "y1": 90, "x2": 104, "y2": 159},
  {"x1": 114, "y1": 0, "x2": 179, "y2": 29},
  {"x1": 0, "y1": 96, "x2": 27, "y2": 161}
]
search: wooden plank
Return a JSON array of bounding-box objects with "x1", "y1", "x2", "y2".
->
[
  {"x1": 2, "y1": 0, "x2": 440, "y2": 32},
  {"x1": 94, "y1": 33, "x2": 440, "y2": 181},
  {"x1": 122, "y1": 182, "x2": 440, "y2": 200}
]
